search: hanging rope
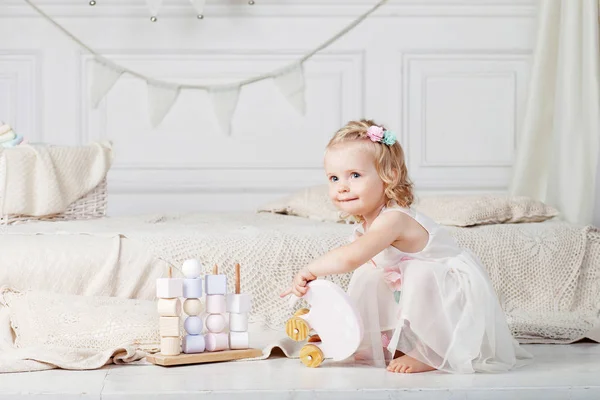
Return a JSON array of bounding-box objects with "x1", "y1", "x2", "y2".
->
[{"x1": 23, "y1": 0, "x2": 389, "y2": 91}]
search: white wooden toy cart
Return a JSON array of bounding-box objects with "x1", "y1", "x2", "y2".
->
[{"x1": 285, "y1": 279, "x2": 364, "y2": 368}]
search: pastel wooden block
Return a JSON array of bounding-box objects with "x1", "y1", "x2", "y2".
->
[
  {"x1": 205, "y1": 274, "x2": 227, "y2": 295},
  {"x1": 229, "y1": 312, "x2": 248, "y2": 332},
  {"x1": 156, "y1": 278, "x2": 183, "y2": 299},
  {"x1": 226, "y1": 293, "x2": 252, "y2": 314},
  {"x1": 183, "y1": 278, "x2": 203, "y2": 298},
  {"x1": 160, "y1": 316, "x2": 180, "y2": 337},
  {"x1": 229, "y1": 331, "x2": 249, "y2": 350},
  {"x1": 181, "y1": 259, "x2": 202, "y2": 279},
  {"x1": 205, "y1": 295, "x2": 226, "y2": 314},
  {"x1": 206, "y1": 314, "x2": 226, "y2": 333},
  {"x1": 205, "y1": 332, "x2": 229, "y2": 352},
  {"x1": 157, "y1": 298, "x2": 181, "y2": 317},
  {"x1": 184, "y1": 316, "x2": 203, "y2": 335},
  {"x1": 182, "y1": 335, "x2": 206, "y2": 354},
  {"x1": 183, "y1": 298, "x2": 203, "y2": 316},
  {"x1": 160, "y1": 336, "x2": 181, "y2": 356}
]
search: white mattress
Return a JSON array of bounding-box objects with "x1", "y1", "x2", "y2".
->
[
  {"x1": 0, "y1": 232, "x2": 169, "y2": 301},
  {"x1": 1, "y1": 212, "x2": 599, "y2": 343}
]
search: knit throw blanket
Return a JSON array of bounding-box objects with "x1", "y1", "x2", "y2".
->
[
  {"x1": 122, "y1": 214, "x2": 600, "y2": 344},
  {"x1": 6, "y1": 213, "x2": 599, "y2": 344},
  {"x1": 0, "y1": 142, "x2": 112, "y2": 217}
]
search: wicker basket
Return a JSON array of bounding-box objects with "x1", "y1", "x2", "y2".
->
[
  {"x1": 1, "y1": 178, "x2": 108, "y2": 225},
  {"x1": 0, "y1": 143, "x2": 110, "y2": 225}
]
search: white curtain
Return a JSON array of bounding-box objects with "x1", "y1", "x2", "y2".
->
[{"x1": 510, "y1": 0, "x2": 600, "y2": 225}]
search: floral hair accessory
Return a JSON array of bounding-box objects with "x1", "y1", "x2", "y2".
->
[
  {"x1": 366, "y1": 125, "x2": 396, "y2": 146},
  {"x1": 382, "y1": 130, "x2": 396, "y2": 145}
]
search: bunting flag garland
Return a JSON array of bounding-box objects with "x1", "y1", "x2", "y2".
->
[
  {"x1": 273, "y1": 63, "x2": 306, "y2": 115},
  {"x1": 209, "y1": 86, "x2": 241, "y2": 136},
  {"x1": 24, "y1": 0, "x2": 389, "y2": 133},
  {"x1": 145, "y1": 0, "x2": 163, "y2": 20},
  {"x1": 147, "y1": 83, "x2": 181, "y2": 128},
  {"x1": 90, "y1": 59, "x2": 125, "y2": 109},
  {"x1": 189, "y1": 0, "x2": 207, "y2": 18}
]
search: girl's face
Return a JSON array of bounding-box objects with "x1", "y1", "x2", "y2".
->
[{"x1": 324, "y1": 141, "x2": 386, "y2": 217}]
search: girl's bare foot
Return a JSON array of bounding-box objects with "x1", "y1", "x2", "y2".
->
[{"x1": 386, "y1": 355, "x2": 435, "y2": 373}]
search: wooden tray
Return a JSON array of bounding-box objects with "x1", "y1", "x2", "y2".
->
[{"x1": 146, "y1": 348, "x2": 263, "y2": 367}]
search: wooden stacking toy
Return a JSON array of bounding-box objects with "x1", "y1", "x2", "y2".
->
[
  {"x1": 157, "y1": 267, "x2": 183, "y2": 356},
  {"x1": 181, "y1": 259, "x2": 205, "y2": 354},
  {"x1": 147, "y1": 260, "x2": 262, "y2": 367},
  {"x1": 227, "y1": 263, "x2": 252, "y2": 349},
  {"x1": 204, "y1": 264, "x2": 229, "y2": 351},
  {"x1": 285, "y1": 279, "x2": 364, "y2": 368}
]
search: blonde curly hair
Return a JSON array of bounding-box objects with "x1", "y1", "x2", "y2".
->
[{"x1": 326, "y1": 119, "x2": 414, "y2": 208}]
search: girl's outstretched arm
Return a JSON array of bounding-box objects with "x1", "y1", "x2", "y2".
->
[
  {"x1": 306, "y1": 211, "x2": 407, "y2": 276},
  {"x1": 279, "y1": 211, "x2": 408, "y2": 298}
]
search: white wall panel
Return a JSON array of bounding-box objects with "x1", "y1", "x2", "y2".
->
[{"x1": 0, "y1": 0, "x2": 537, "y2": 215}]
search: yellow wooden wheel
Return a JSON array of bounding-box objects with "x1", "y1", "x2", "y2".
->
[
  {"x1": 285, "y1": 316, "x2": 310, "y2": 341},
  {"x1": 294, "y1": 308, "x2": 310, "y2": 317},
  {"x1": 300, "y1": 344, "x2": 324, "y2": 368}
]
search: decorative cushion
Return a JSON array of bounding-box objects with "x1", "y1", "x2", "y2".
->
[
  {"x1": 258, "y1": 185, "x2": 347, "y2": 223},
  {"x1": 258, "y1": 185, "x2": 559, "y2": 226},
  {"x1": 412, "y1": 194, "x2": 559, "y2": 227}
]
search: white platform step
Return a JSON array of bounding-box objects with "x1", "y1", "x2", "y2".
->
[{"x1": 1, "y1": 343, "x2": 599, "y2": 399}]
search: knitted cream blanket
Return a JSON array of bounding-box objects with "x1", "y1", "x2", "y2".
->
[
  {"x1": 0, "y1": 142, "x2": 112, "y2": 216},
  {"x1": 5, "y1": 213, "x2": 600, "y2": 344},
  {"x1": 1, "y1": 214, "x2": 599, "y2": 373}
]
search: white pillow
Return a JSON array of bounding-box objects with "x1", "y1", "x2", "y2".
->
[
  {"x1": 258, "y1": 185, "x2": 348, "y2": 223},
  {"x1": 258, "y1": 185, "x2": 559, "y2": 227},
  {"x1": 413, "y1": 195, "x2": 559, "y2": 227}
]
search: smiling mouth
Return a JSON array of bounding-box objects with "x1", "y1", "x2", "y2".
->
[{"x1": 338, "y1": 198, "x2": 358, "y2": 202}]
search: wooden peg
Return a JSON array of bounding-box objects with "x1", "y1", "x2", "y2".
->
[
  {"x1": 213, "y1": 264, "x2": 218, "y2": 275},
  {"x1": 235, "y1": 263, "x2": 241, "y2": 295}
]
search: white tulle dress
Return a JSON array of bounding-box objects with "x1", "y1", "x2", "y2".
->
[{"x1": 347, "y1": 203, "x2": 533, "y2": 373}]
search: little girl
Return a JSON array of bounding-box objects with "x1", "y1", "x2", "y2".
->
[{"x1": 280, "y1": 119, "x2": 532, "y2": 374}]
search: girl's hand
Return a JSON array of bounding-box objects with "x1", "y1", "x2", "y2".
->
[{"x1": 279, "y1": 268, "x2": 317, "y2": 298}]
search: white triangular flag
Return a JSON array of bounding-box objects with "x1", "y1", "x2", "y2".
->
[
  {"x1": 90, "y1": 59, "x2": 123, "y2": 109},
  {"x1": 210, "y1": 87, "x2": 240, "y2": 135},
  {"x1": 189, "y1": 0, "x2": 206, "y2": 15},
  {"x1": 146, "y1": 0, "x2": 163, "y2": 16},
  {"x1": 147, "y1": 83, "x2": 180, "y2": 127},
  {"x1": 274, "y1": 63, "x2": 306, "y2": 115}
]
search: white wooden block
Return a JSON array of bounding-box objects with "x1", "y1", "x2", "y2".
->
[
  {"x1": 229, "y1": 331, "x2": 249, "y2": 350},
  {"x1": 184, "y1": 316, "x2": 203, "y2": 335},
  {"x1": 183, "y1": 298, "x2": 203, "y2": 316},
  {"x1": 226, "y1": 293, "x2": 252, "y2": 314},
  {"x1": 157, "y1": 298, "x2": 181, "y2": 317},
  {"x1": 206, "y1": 295, "x2": 226, "y2": 314},
  {"x1": 206, "y1": 314, "x2": 226, "y2": 333},
  {"x1": 182, "y1": 259, "x2": 202, "y2": 279},
  {"x1": 156, "y1": 278, "x2": 183, "y2": 298},
  {"x1": 182, "y1": 334, "x2": 206, "y2": 354},
  {"x1": 160, "y1": 336, "x2": 181, "y2": 356},
  {"x1": 205, "y1": 332, "x2": 229, "y2": 352},
  {"x1": 159, "y1": 316, "x2": 180, "y2": 337},
  {"x1": 229, "y1": 312, "x2": 248, "y2": 332},
  {"x1": 205, "y1": 274, "x2": 227, "y2": 295},
  {"x1": 183, "y1": 278, "x2": 203, "y2": 298}
]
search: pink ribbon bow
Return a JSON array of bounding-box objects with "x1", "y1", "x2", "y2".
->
[{"x1": 382, "y1": 256, "x2": 413, "y2": 291}]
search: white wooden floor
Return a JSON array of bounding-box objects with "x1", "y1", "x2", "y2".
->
[{"x1": 1, "y1": 343, "x2": 599, "y2": 399}]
